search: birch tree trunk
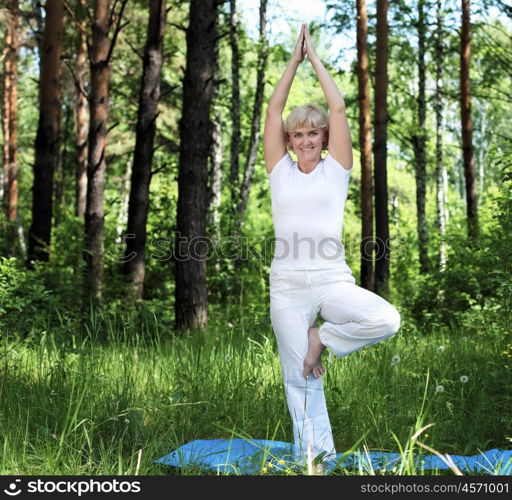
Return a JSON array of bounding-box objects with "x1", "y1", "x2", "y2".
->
[
  {"x1": 412, "y1": 0, "x2": 429, "y2": 274},
  {"x1": 236, "y1": 0, "x2": 268, "y2": 224},
  {"x1": 208, "y1": 109, "x2": 223, "y2": 239},
  {"x1": 435, "y1": 0, "x2": 447, "y2": 271},
  {"x1": 208, "y1": 37, "x2": 223, "y2": 241},
  {"x1": 460, "y1": 0, "x2": 479, "y2": 240},
  {"x1": 27, "y1": 0, "x2": 64, "y2": 266},
  {"x1": 374, "y1": 0, "x2": 390, "y2": 297},
  {"x1": 357, "y1": 0, "x2": 374, "y2": 291},
  {"x1": 229, "y1": 0, "x2": 241, "y2": 207},
  {"x1": 122, "y1": 0, "x2": 167, "y2": 300},
  {"x1": 174, "y1": 0, "x2": 217, "y2": 330}
]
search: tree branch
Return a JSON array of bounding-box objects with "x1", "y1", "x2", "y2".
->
[
  {"x1": 63, "y1": 0, "x2": 87, "y2": 35},
  {"x1": 63, "y1": 58, "x2": 89, "y2": 100},
  {"x1": 106, "y1": 0, "x2": 129, "y2": 64},
  {"x1": 168, "y1": 22, "x2": 187, "y2": 31},
  {"x1": 125, "y1": 37, "x2": 144, "y2": 61}
]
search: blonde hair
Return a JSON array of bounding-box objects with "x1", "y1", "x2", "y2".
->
[{"x1": 283, "y1": 103, "x2": 329, "y2": 149}]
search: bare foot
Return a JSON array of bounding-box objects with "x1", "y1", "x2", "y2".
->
[{"x1": 303, "y1": 327, "x2": 326, "y2": 379}]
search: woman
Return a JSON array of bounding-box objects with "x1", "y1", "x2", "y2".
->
[{"x1": 264, "y1": 24, "x2": 401, "y2": 470}]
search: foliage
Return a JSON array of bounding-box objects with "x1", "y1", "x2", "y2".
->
[
  {"x1": 0, "y1": 305, "x2": 510, "y2": 475},
  {"x1": 0, "y1": 257, "x2": 57, "y2": 337},
  {"x1": 394, "y1": 149, "x2": 512, "y2": 331}
]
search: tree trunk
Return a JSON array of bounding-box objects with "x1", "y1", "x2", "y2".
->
[
  {"x1": 435, "y1": 0, "x2": 447, "y2": 272},
  {"x1": 460, "y1": 0, "x2": 479, "y2": 240},
  {"x1": 477, "y1": 104, "x2": 487, "y2": 200},
  {"x1": 229, "y1": 0, "x2": 241, "y2": 207},
  {"x1": 236, "y1": 0, "x2": 268, "y2": 225},
  {"x1": 208, "y1": 109, "x2": 223, "y2": 239},
  {"x1": 373, "y1": 0, "x2": 389, "y2": 297},
  {"x1": 75, "y1": 0, "x2": 89, "y2": 218},
  {"x1": 116, "y1": 160, "x2": 131, "y2": 245},
  {"x1": 356, "y1": 0, "x2": 374, "y2": 291},
  {"x1": 53, "y1": 102, "x2": 72, "y2": 227},
  {"x1": 208, "y1": 38, "x2": 223, "y2": 241},
  {"x1": 84, "y1": 0, "x2": 128, "y2": 299},
  {"x1": 122, "y1": 0, "x2": 167, "y2": 300},
  {"x1": 84, "y1": 0, "x2": 111, "y2": 299},
  {"x1": 174, "y1": 0, "x2": 217, "y2": 330},
  {"x1": 27, "y1": 0, "x2": 64, "y2": 266},
  {"x1": 412, "y1": 0, "x2": 429, "y2": 274},
  {"x1": 2, "y1": 0, "x2": 19, "y2": 256}
]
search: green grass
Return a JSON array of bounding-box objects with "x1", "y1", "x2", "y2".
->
[{"x1": 0, "y1": 305, "x2": 511, "y2": 476}]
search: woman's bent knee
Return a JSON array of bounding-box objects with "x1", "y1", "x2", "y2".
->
[
  {"x1": 384, "y1": 307, "x2": 401, "y2": 337},
  {"x1": 370, "y1": 306, "x2": 401, "y2": 338}
]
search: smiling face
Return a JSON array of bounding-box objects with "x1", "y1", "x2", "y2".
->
[{"x1": 288, "y1": 126, "x2": 327, "y2": 163}]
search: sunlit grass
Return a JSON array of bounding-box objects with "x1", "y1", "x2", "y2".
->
[{"x1": 0, "y1": 306, "x2": 510, "y2": 475}]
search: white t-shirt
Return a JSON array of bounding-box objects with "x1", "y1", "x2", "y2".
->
[{"x1": 268, "y1": 151, "x2": 353, "y2": 272}]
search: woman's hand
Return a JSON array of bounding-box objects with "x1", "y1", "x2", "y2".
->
[
  {"x1": 291, "y1": 23, "x2": 306, "y2": 64},
  {"x1": 304, "y1": 24, "x2": 319, "y2": 63}
]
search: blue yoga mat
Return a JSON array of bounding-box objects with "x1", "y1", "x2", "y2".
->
[{"x1": 154, "y1": 439, "x2": 512, "y2": 475}]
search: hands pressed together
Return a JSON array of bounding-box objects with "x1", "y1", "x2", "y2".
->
[{"x1": 292, "y1": 23, "x2": 319, "y2": 64}]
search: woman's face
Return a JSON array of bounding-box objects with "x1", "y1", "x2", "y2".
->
[{"x1": 288, "y1": 126, "x2": 327, "y2": 163}]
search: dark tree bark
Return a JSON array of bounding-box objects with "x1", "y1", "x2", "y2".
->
[
  {"x1": 122, "y1": 0, "x2": 167, "y2": 299},
  {"x1": 2, "y1": 0, "x2": 19, "y2": 256},
  {"x1": 356, "y1": 0, "x2": 374, "y2": 291},
  {"x1": 75, "y1": 0, "x2": 89, "y2": 218},
  {"x1": 229, "y1": 0, "x2": 241, "y2": 205},
  {"x1": 374, "y1": 0, "x2": 389, "y2": 297},
  {"x1": 174, "y1": 0, "x2": 217, "y2": 330},
  {"x1": 235, "y1": 0, "x2": 268, "y2": 224},
  {"x1": 460, "y1": 0, "x2": 479, "y2": 240},
  {"x1": 84, "y1": 0, "x2": 110, "y2": 299},
  {"x1": 435, "y1": 0, "x2": 447, "y2": 271},
  {"x1": 84, "y1": 0, "x2": 128, "y2": 299},
  {"x1": 411, "y1": 0, "x2": 429, "y2": 274},
  {"x1": 27, "y1": 0, "x2": 64, "y2": 266}
]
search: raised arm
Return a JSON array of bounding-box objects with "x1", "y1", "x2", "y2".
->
[
  {"x1": 304, "y1": 26, "x2": 353, "y2": 170},
  {"x1": 263, "y1": 24, "x2": 306, "y2": 174}
]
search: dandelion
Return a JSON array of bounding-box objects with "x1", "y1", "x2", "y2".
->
[
  {"x1": 462, "y1": 336, "x2": 468, "y2": 342},
  {"x1": 476, "y1": 293, "x2": 482, "y2": 300},
  {"x1": 435, "y1": 385, "x2": 444, "y2": 393},
  {"x1": 437, "y1": 345, "x2": 445, "y2": 353},
  {"x1": 460, "y1": 375, "x2": 468, "y2": 384},
  {"x1": 225, "y1": 355, "x2": 232, "y2": 361},
  {"x1": 392, "y1": 355, "x2": 400, "y2": 364},
  {"x1": 278, "y1": 459, "x2": 285, "y2": 465}
]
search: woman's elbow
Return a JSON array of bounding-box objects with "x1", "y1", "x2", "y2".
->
[{"x1": 330, "y1": 105, "x2": 347, "y2": 115}]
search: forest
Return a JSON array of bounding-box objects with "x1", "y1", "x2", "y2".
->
[{"x1": 0, "y1": 0, "x2": 511, "y2": 476}]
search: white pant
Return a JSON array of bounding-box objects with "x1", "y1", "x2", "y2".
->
[{"x1": 269, "y1": 268, "x2": 401, "y2": 464}]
